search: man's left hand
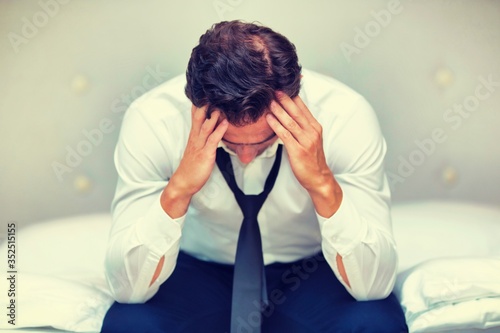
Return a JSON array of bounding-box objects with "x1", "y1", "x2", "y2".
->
[{"x1": 266, "y1": 91, "x2": 342, "y2": 217}]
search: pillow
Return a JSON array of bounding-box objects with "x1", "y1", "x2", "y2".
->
[
  {"x1": 0, "y1": 213, "x2": 114, "y2": 332},
  {"x1": 0, "y1": 213, "x2": 112, "y2": 276},
  {"x1": 391, "y1": 200, "x2": 500, "y2": 272},
  {"x1": 394, "y1": 257, "x2": 500, "y2": 332},
  {"x1": 0, "y1": 272, "x2": 114, "y2": 332}
]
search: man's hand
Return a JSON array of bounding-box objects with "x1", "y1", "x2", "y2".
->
[
  {"x1": 266, "y1": 92, "x2": 342, "y2": 218},
  {"x1": 160, "y1": 105, "x2": 228, "y2": 218}
]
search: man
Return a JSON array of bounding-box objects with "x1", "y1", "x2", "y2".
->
[{"x1": 102, "y1": 20, "x2": 408, "y2": 332}]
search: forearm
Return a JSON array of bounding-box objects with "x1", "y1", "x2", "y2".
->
[
  {"x1": 307, "y1": 173, "x2": 350, "y2": 286},
  {"x1": 106, "y1": 193, "x2": 184, "y2": 303},
  {"x1": 151, "y1": 177, "x2": 196, "y2": 286},
  {"x1": 325, "y1": 232, "x2": 397, "y2": 300},
  {"x1": 319, "y1": 193, "x2": 397, "y2": 300}
]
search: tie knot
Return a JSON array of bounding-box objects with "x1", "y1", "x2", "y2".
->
[{"x1": 239, "y1": 194, "x2": 265, "y2": 219}]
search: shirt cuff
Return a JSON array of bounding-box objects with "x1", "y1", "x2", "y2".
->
[
  {"x1": 135, "y1": 198, "x2": 185, "y2": 255},
  {"x1": 317, "y1": 194, "x2": 368, "y2": 256}
]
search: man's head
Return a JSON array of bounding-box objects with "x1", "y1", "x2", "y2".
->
[{"x1": 185, "y1": 20, "x2": 302, "y2": 126}]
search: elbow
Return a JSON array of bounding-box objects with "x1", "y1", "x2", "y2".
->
[
  {"x1": 104, "y1": 250, "x2": 165, "y2": 304},
  {"x1": 358, "y1": 284, "x2": 394, "y2": 301},
  {"x1": 105, "y1": 267, "x2": 154, "y2": 304},
  {"x1": 104, "y1": 261, "x2": 135, "y2": 303},
  {"x1": 354, "y1": 263, "x2": 398, "y2": 301},
  {"x1": 345, "y1": 249, "x2": 398, "y2": 301},
  {"x1": 109, "y1": 289, "x2": 135, "y2": 304},
  {"x1": 112, "y1": 291, "x2": 152, "y2": 305},
  {"x1": 104, "y1": 251, "x2": 152, "y2": 304},
  {"x1": 349, "y1": 276, "x2": 396, "y2": 301}
]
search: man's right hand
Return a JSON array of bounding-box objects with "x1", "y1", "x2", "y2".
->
[{"x1": 160, "y1": 105, "x2": 228, "y2": 218}]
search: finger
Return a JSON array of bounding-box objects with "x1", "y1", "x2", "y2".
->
[
  {"x1": 205, "y1": 118, "x2": 228, "y2": 150},
  {"x1": 270, "y1": 99, "x2": 313, "y2": 146},
  {"x1": 270, "y1": 99, "x2": 301, "y2": 134},
  {"x1": 291, "y1": 95, "x2": 322, "y2": 132},
  {"x1": 265, "y1": 113, "x2": 299, "y2": 153},
  {"x1": 191, "y1": 104, "x2": 208, "y2": 132},
  {"x1": 199, "y1": 110, "x2": 221, "y2": 137},
  {"x1": 274, "y1": 91, "x2": 310, "y2": 129}
]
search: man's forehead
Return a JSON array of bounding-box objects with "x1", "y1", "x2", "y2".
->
[
  {"x1": 221, "y1": 112, "x2": 274, "y2": 141},
  {"x1": 213, "y1": 108, "x2": 272, "y2": 126}
]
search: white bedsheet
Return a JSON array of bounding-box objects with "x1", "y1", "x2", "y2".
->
[{"x1": 1, "y1": 200, "x2": 500, "y2": 333}]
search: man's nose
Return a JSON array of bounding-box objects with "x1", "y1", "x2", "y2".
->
[{"x1": 235, "y1": 146, "x2": 259, "y2": 164}]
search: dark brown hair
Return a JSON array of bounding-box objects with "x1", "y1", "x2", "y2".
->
[{"x1": 185, "y1": 20, "x2": 301, "y2": 126}]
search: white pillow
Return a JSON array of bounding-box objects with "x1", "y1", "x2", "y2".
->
[
  {"x1": 0, "y1": 213, "x2": 112, "y2": 276},
  {"x1": 394, "y1": 257, "x2": 500, "y2": 332},
  {"x1": 0, "y1": 272, "x2": 113, "y2": 332},
  {"x1": 411, "y1": 298, "x2": 500, "y2": 333},
  {"x1": 0, "y1": 213, "x2": 114, "y2": 332},
  {"x1": 391, "y1": 201, "x2": 500, "y2": 272}
]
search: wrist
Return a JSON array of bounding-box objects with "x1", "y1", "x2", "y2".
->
[
  {"x1": 160, "y1": 175, "x2": 194, "y2": 219},
  {"x1": 307, "y1": 173, "x2": 343, "y2": 218}
]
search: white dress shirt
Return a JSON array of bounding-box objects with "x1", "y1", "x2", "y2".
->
[{"x1": 104, "y1": 69, "x2": 398, "y2": 304}]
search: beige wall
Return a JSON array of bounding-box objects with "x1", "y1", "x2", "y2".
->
[{"x1": 1, "y1": 0, "x2": 499, "y2": 226}]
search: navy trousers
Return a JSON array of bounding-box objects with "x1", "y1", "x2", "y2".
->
[{"x1": 102, "y1": 251, "x2": 408, "y2": 333}]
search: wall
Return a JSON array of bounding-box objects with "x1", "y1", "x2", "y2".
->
[{"x1": 1, "y1": 0, "x2": 499, "y2": 227}]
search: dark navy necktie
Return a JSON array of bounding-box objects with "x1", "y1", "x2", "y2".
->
[{"x1": 216, "y1": 144, "x2": 283, "y2": 333}]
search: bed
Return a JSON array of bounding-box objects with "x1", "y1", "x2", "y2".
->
[{"x1": 1, "y1": 200, "x2": 499, "y2": 333}]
